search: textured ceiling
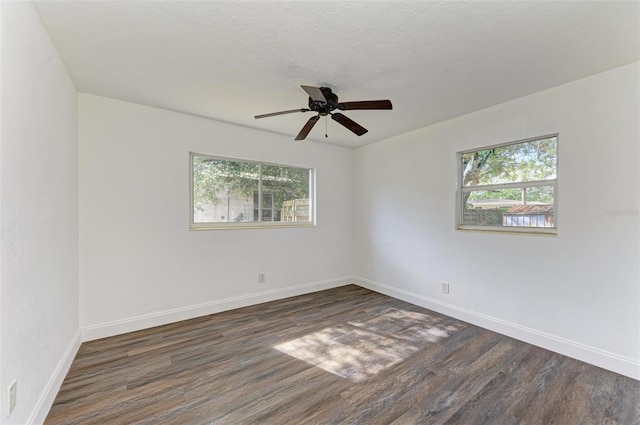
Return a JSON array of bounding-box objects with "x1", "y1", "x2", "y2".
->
[{"x1": 35, "y1": 1, "x2": 639, "y2": 148}]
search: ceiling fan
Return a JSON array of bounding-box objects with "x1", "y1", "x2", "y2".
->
[{"x1": 255, "y1": 85, "x2": 393, "y2": 141}]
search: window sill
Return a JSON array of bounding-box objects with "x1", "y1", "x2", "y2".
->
[
  {"x1": 457, "y1": 225, "x2": 557, "y2": 236},
  {"x1": 190, "y1": 222, "x2": 316, "y2": 231}
]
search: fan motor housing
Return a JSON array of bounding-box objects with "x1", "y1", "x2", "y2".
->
[{"x1": 308, "y1": 87, "x2": 339, "y2": 115}]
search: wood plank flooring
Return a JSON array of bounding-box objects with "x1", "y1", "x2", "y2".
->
[{"x1": 45, "y1": 285, "x2": 640, "y2": 424}]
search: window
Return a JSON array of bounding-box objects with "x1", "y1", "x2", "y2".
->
[
  {"x1": 190, "y1": 153, "x2": 314, "y2": 229},
  {"x1": 457, "y1": 135, "x2": 558, "y2": 235}
]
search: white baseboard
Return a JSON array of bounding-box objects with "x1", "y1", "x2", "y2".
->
[
  {"x1": 354, "y1": 276, "x2": 640, "y2": 380},
  {"x1": 27, "y1": 330, "x2": 82, "y2": 425},
  {"x1": 81, "y1": 276, "x2": 354, "y2": 342}
]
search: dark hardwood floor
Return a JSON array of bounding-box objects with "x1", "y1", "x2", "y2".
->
[{"x1": 45, "y1": 285, "x2": 639, "y2": 424}]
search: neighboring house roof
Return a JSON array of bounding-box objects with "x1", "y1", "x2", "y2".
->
[{"x1": 505, "y1": 205, "x2": 554, "y2": 215}]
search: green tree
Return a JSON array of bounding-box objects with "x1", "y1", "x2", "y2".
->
[
  {"x1": 193, "y1": 157, "x2": 259, "y2": 206},
  {"x1": 261, "y1": 164, "x2": 310, "y2": 216},
  {"x1": 461, "y1": 137, "x2": 556, "y2": 207}
]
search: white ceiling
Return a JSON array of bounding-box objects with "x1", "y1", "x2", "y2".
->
[{"x1": 35, "y1": 1, "x2": 639, "y2": 148}]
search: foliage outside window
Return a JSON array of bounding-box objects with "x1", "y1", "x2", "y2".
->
[
  {"x1": 190, "y1": 153, "x2": 314, "y2": 229},
  {"x1": 457, "y1": 135, "x2": 558, "y2": 235}
]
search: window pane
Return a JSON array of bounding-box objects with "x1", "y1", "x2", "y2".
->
[
  {"x1": 462, "y1": 136, "x2": 557, "y2": 187},
  {"x1": 192, "y1": 157, "x2": 259, "y2": 223},
  {"x1": 462, "y1": 186, "x2": 555, "y2": 228},
  {"x1": 261, "y1": 164, "x2": 311, "y2": 222}
]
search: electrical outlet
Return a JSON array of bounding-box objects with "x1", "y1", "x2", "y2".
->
[
  {"x1": 441, "y1": 282, "x2": 450, "y2": 294},
  {"x1": 258, "y1": 273, "x2": 266, "y2": 283},
  {"x1": 8, "y1": 380, "x2": 17, "y2": 415}
]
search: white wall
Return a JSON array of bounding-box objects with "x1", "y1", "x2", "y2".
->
[
  {"x1": 353, "y1": 62, "x2": 640, "y2": 378},
  {"x1": 0, "y1": 2, "x2": 80, "y2": 424},
  {"x1": 79, "y1": 94, "x2": 353, "y2": 337}
]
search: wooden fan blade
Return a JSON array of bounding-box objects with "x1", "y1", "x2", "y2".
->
[
  {"x1": 337, "y1": 100, "x2": 393, "y2": 110},
  {"x1": 295, "y1": 115, "x2": 320, "y2": 140},
  {"x1": 301, "y1": 85, "x2": 326, "y2": 102},
  {"x1": 255, "y1": 108, "x2": 309, "y2": 119},
  {"x1": 331, "y1": 113, "x2": 368, "y2": 136}
]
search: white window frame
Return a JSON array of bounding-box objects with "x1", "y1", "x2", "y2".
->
[
  {"x1": 190, "y1": 152, "x2": 316, "y2": 230},
  {"x1": 456, "y1": 134, "x2": 558, "y2": 236}
]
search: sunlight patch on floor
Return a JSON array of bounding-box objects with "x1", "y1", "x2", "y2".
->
[{"x1": 274, "y1": 308, "x2": 460, "y2": 383}]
